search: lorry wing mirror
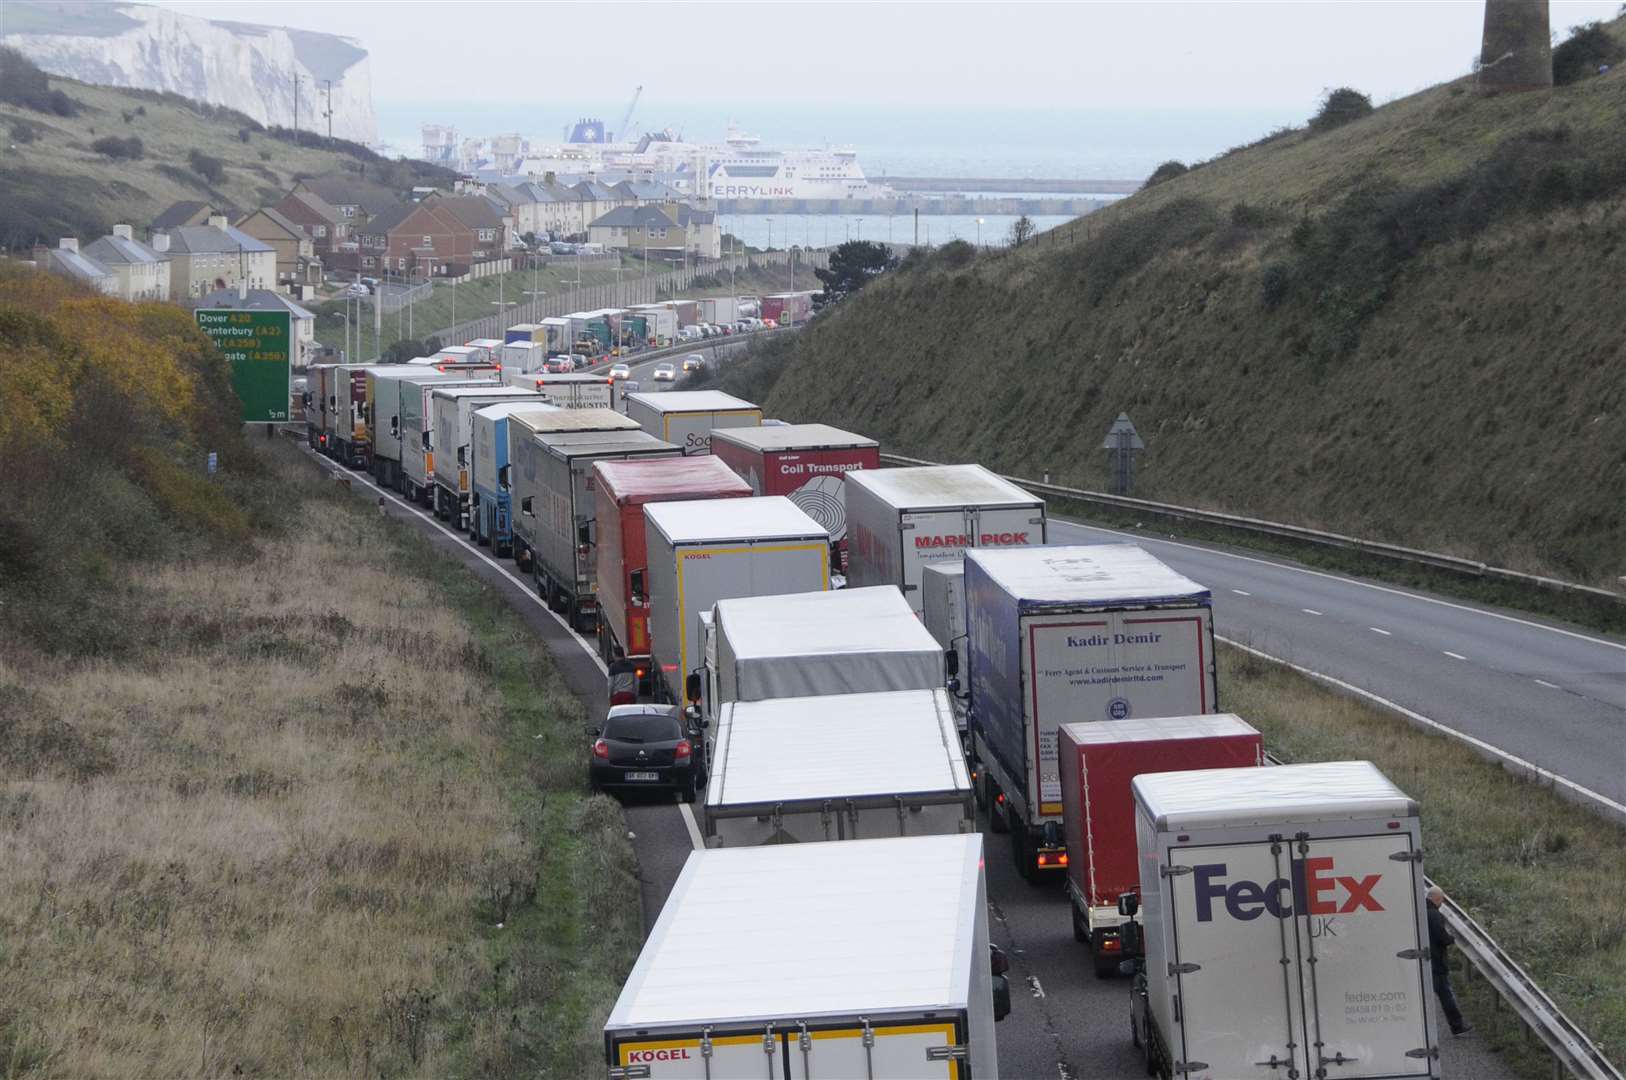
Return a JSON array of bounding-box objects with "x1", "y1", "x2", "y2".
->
[
  {"x1": 457, "y1": 447, "x2": 467, "y2": 467},
  {"x1": 943, "y1": 648, "x2": 959, "y2": 678},
  {"x1": 989, "y1": 944, "x2": 1009, "y2": 976},
  {"x1": 390, "y1": 416, "x2": 399, "y2": 436},
  {"x1": 577, "y1": 522, "x2": 592, "y2": 547},
  {"x1": 992, "y1": 974, "x2": 1011, "y2": 1023},
  {"x1": 1117, "y1": 891, "x2": 1139, "y2": 918},
  {"x1": 521, "y1": 496, "x2": 534, "y2": 517},
  {"x1": 685, "y1": 672, "x2": 702, "y2": 703},
  {"x1": 421, "y1": 431, "x2": 431, "y2": 449},
  {"x1": 498, "y1": 464, "x2": 510, "y2": 491},
  {"x1": 629, "y1": 569, "x2": 646, "y2": 605}
]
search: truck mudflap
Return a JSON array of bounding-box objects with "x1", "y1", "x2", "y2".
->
[
  {"x1": 608, "y1": 1018, "x2": 968, "y2": 1079},
  {"x1": 1165, "y1": 831, "x2": 1435, "y2": 1079}
]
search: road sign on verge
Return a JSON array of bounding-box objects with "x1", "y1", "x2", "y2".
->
[{"x1": 195, "y1": 308, "x2": 292, "y2": 423}]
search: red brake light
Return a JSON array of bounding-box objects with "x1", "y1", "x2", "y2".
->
[
  {"x1": 1102, "y1": 937, "x2": 1121, "y2": 952},
  {"x1": 674, "y1": 739, "x2": 692, "y2": 760},
  {"x1": 592, "y1": 739, "x2": 609, "y2": 759},
  {"x1": 995, "y1": 792, "x2": 1005, "y2": 806}
]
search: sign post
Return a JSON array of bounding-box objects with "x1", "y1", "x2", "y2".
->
[{"x1": 195, "y1": 308, "x2": 292, "y2": 428}]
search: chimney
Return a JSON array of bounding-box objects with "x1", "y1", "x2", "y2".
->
[
  {"x1": 208, "y1": 214, "x2": 228, "y2": 230},
  {"x1": 113, "y1": 224, "x2": 133, "y2": 240},
  {"x1": 1478, "y1": 0, "x2": 1553, "y2": 92},
  {"x1": 152, "y1": 232, "x2": 170, "y2": 253},
  {"x1": 59, "y1": 237, "x2": 79, "y2": 252}
]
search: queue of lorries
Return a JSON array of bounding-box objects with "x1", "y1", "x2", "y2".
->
[{"x1": 305, "y1": 335, "x2": 1444, "y2": 1080}]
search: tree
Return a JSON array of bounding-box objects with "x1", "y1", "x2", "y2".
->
[
  {"x1": 813, "y1": 240, "x2": 898, "y2": 306},
  {"x1": 1007, "y1": 215, "x2": 1036, "y2": 247},
  {"x1": 1310, "y1": 87, "x2": 1374, "y2": 133},
  {"x1": 1142, "y1": 161, "x2": 1190, "y2": 190},
  {"x1": 381, "y1": 337, "x2": 441, "y2": 362}
]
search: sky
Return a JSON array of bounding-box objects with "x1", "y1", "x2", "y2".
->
[{"x1": 152, "y1": 0, "x2": 1625, "y2": 113}]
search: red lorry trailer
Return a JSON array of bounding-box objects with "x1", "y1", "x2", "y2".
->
[
  {"x1": 709, "y1": 423, "x2": 879, "y2": 571},
  {"x1": 1057, "y1": 714, "x2": 1262, "y2": 976},
  {"x1": 593, "y1": 457, "x2": 753, "y2": 703}
]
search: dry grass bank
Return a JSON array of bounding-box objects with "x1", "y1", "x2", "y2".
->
[
  {"x1": 1219, "y1": 644, "x2": 1626, "y2": 1073},
  {"x1": 0, "y1": 446, "x2": 639, "y2": 1077}
]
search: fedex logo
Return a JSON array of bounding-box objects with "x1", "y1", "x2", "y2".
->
[
  {"x1": 915, "y1": 531, "x2": 1029, "y2": 549},
  {"x1": 1192, "y1": 857, "x2": 1383, "y2": 922}
]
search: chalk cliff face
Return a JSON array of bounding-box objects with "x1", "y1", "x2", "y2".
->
[{"x1": 2, "y1": 2, "x2": 378, "y2": 144}]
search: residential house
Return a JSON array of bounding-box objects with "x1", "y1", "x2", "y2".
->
[
  {"x1": 611, "y1": 179, "x2": 684, "y2": 206},
  {"x1": 273, "y1": 189, "x2": 349, "y2": 265},
  {"x1": 235, "y1": 207, "x2": 320, "y2": 288},
  {"x1": 365, "y1": 196, "x2": 506, "y2": 281},
  {"x1": 149, "y1": 200, "x2": 227, "y2": 235},
  {"x1": 669, "y1": 203, "x2": 721, "y2": 259},
  {"x1": 83, "y1": 225, "x2": 171, "y2": 300},
  {"x1": 571, "y1": 180, "x2": 626, "y2": 232},
  {"x1": 351, "y1": 201, "x2": 417, "y2": 276},
  {"x1": 587, "y1": 205, "x2": 680, "y2": 254},
  {"x1": 197, "y1": 286, "x2": 317, "y2": 370},
  {"x1": 155, "y1": 215, "x2": 277, "y2": 299},
  {"x1": 36, "y1": 238, "x2": 117, "y2": 295},
  {"x1": 291, "y1": 176, "x2": 404, "y2": 230},
  {"x1": 423, "y1": 194, "x2": 506, "y2": 261}
]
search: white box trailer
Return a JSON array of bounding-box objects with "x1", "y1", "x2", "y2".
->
[
  {"x1": 503, "y1": 371, "x2": 618, "y2": 410},
  {"x1": 430, "y1": 386, "x2": 540, "y2": 527},
  {"x1": 398, "y1": 375, "x2": 503, "y2": 503},
  {"x1": 645, "y1": 497, "x2": 830, "y2": 707},
  {"x1": 966, "y1": 543, "x2": 1218, "y2": 881},
  {"x1": 703, "y1": 688, "x2": 973, "y2": 847},
  {"x1": 921, "y1": 561, "x2": 969, "y2": 733},
  {"x1": 626, "y1": 390, "x2": 763, "y2": 455},
  {"x1": 845, "y1": 465, "x2": 1046, "y2": 613},
  {"x1": 1129, "y1": 761, "x2": 1436, "y2": 1080},
  {"x1": 604, "y1": 834, "x2": 1000, "y2": 1080},
  {"x1": 501, "y1": 340, "x2": 547, "y2": 374},
  {"x1": 698, "y1": 586, "x2": 944, "y2": 732},
  {"x1": 506, "y1": 407, "x2": 643, "y2": 576},
  {"x1": 368, "y1": 369, "x2": 492, "y2": 489},
  {"x1": 632, "y1": 305, "x2": 678, "y2": 345},
  {"x1": 699, "y1": 296, "x2": 739, "y2": 325}
]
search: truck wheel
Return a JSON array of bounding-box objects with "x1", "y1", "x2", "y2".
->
[
  {"x1": 1072, "y1": 903, "x2": 1089, "y2": 944},
  {"x1": 1130, "y1": 1003, "x2": 1141, "y2": 1049},
  {"x1": 1144, "y1": 1024, "x2": 1158, "y2": 1077},
  {"x1": 1010, "y1": 819, "x2": 1032, "y2": 881}
]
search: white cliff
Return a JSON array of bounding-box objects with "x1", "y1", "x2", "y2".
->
[{"x1": 2, "y1": 2, "x2": 378, "y2": 144}]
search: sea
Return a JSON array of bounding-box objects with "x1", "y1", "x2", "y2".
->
[{"x1": 379, "y1": 101, "x2": 1302, "y2": 250}]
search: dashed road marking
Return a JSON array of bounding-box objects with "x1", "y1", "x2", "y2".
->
[
  {"x1": 678, "y1": 801, "x2": 704, "y2": 849},
  {"x1": 1534, "y1": 678, "x2": 1561, "y2": 690},
  {"x1": 1302, "y1": 608, "x2": 1323, "y2": 616},
  {"x1": 1232, "y1": 589, "x2": 1252, "y2": 596},
  {"x1": 1027, "y1": 975, "x2": 1046, "y2": 999},
  {"x1": 1370, "y1": 627, "x2": 1392, "y2": 636},
  {"x1": 1444, "y1": 651, "x2": 1467, "y2": 661}
]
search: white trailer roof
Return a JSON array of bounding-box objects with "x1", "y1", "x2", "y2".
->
[
  {"x1": 710, "y1": 423, "x2": 877, "y2": 452},
  {"x1": 1134, "y1": 760, "x2": 1418, "y2": 830},
  {"x1": 431, "y1": 385, "x2": 535, "y2": 402},
  {"x1": 536, "y1": 429, "x2": 671, "y2": 456},
  {"x1": 646, "y1": 495, "x2": 828, "y2": 545},
  {"x1": 970, "y1": 543, "x2": 1210, "y2": 604},
  {"x1": 512, "y1": 407, "x2": 635, "y2": 434},
  {"x1": 606, "y1": 834, "x2": 982, "y2": 1029},
  {"x1": 627, "y1": 390, "x2": 758, "y2": 414},
  {"x1": 846, "y1": 464, "x2": 1040, "y2": 510},
  {"x1": 1062, "y1": 713, "x2": 1258, "y2": 745},
  {"x1": 716, "y1": 585, "x2": 940, "y2": 666},
  {"x1": 708, "y1": 689, "x2": 969, "y2": 809},
  {"x1": 474, "y1": 401, "x2": 547, "y2": 423}
]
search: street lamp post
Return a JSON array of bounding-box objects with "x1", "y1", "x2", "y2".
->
[{"x1": 976, "y1": 217, "x2": 984, "y2": 249}]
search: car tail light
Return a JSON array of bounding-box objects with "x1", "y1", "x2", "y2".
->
[
  {"x1": 995, "y1": 792, "x2": 1005, "y2": 806},
  {"x1": 674, "y1": 739, "x2": 692, "y2": 760},
  {"x1": 592, "y1": 739, "x2": 609, "y2": 759}
]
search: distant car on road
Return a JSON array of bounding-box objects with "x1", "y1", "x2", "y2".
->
[
  {"x1": 543, "y1": 355, "x2": 575, "y2": 373},
  {"x1": 608, "y1": 363, "x2": 631, "y2": 381},
  {"x1": 651, "y1": 362, "x2": 677, "y2": 382},
  {"x1": 681, "y1": 354, "x2": 705, "y2": 373},
  {"x1": 589, "y1": 705, "x2": 699, "y2": 800}
]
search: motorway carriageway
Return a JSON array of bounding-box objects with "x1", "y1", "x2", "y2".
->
[{"x1": 302, "y1": 389, "x2": 1518, "y2": 1077}]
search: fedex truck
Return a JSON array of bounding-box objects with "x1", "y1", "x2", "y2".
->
[
  {"x1": 965, "y1": 544, "x2": 1217, "y2": 879},
  {"x1": 593, "y1": 457, "x2": 752, "y2": 701},
  {"x1": 626, "y1": 391, "x2": 763, "y2": 455},
  {"x1": 710, "y1": 424, "x2": 879, "y2": 568},
  {"x1": 644, "y1": 497, "x2": 829, "y2": 707},
  {"x1": 702, "y1": 688, "x2": 973, "y2": 847},
  {"x1": 845, "y1": 465, "x2": 1046, "y2": 614},
  {"x1": 471, "y1": 402, "x2": 559, "y2": 555},
  {"x1": 1124, "y1": 761, "x2": 1436, "y2": 1080},
  {"x1": 604, "y1": 834, "x2": 1002, "y2": 1079},
  {"x1": 1057, "y1": 714, "x2": 1262, "y2": 975},
  {"x1": 429, "y1": 386, "x2": 540, "y2": 526}
]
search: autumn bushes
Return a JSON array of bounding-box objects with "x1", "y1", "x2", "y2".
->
[{"x1": 0, "y1": 266, "x2": 265, "y2": 653}]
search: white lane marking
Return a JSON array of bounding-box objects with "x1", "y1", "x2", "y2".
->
[
  {"x1": 678, "y1": 802, "x2": 705, "y2": 850},
  {"x1": 1027, "y1": 975, "x2": 1046, "y2": 999},
  {"x1": 1050, "y1": 518, "x2": 1626, "y2": 653},
  {"x1": 1534, "y1": 679, "x2": 1562, "y2": 690},
  {"x1": 1232, "y1": 589, "x2": 1252, "y2": 596},
  {"x1": 1302, "y1": 608, "x2": 1323, "y2": 616},
  {"x1": 1444, "y1": 651, "x2": 1467, "y2": 661},
  {"x1": 305, "y1": 448, "x2": 608, "y2": 675},
  {"x1": 1217, "y1": 635, "x2": 1626, "y2": 822},
  {"x1": 1370, "y1": 627, "x2": 1392, "y2": 636}
]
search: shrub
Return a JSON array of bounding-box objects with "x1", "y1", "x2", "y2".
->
[
  {"x1": 1552, "y1": 22, "x2": 1625, "y2": 85},
  {"x1": 1260, "y1": 262, "x2": 1292, "y2": 308},
  {"x1": 0, "y1": 46, "x2": 79, "y2": 117},
  {"x1": 10, "y1": 119, "x2": 37, "y2": 145},
  {"x1": 91, "y1": 135, "x2": 143, "y2": 160},
  {"x1": 1310, "y1": 88, "x2": 1374, "y2": 133},
  {"x1": 188, "y1": 148, "x2": 225, "y2": 185},
  {"x1": 238, "y1": 127, "x2": 253, "y2": 143},
  {"x1": 1142, "y1": 160, "x2": 1189, "y2": 190},
  {"x1": 934, "y1": 239, "x2": 977, "y2": 270},
  {"x1": 1062, "y1": 196, "x2": 1220, "y2": 305}
]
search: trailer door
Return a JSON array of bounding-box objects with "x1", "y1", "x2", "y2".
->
[
  {"x1": 1166, "y1": 839, "x2": 1309, "y2": 1079},
  {"x1": 1289, "y1": 832, "x2": 1435, "y2": 1079},
  {"x1": 611, "y1": 1029, "x2": 782, "y2": 1078},
  {"x1": 784, "y1": 1019, "x2": 966, "y2": 1080}
]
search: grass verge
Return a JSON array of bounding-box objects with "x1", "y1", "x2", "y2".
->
[
  {"x1": 0, "y1": 441, "x2": 639, "y2": 1077},
  {"x1": 1219, "y1": 644, "x2": 1626, "y2": 1075}
]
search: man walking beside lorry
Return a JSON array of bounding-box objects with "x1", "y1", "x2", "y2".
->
[{"x1": 1428, "y1": 885, "x2": 1472, "y2": 1036}]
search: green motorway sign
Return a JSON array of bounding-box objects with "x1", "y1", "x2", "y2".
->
[{"x1": 195, "y1": 308, "x2": 292, "y2": 423}]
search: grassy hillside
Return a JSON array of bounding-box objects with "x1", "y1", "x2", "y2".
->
[
  {"x1": 749, "y1": 22, "x2": 1626, "y2": 583},
  {"x1": 0, "y1": 53, "x2": 452, "y2": 248}
]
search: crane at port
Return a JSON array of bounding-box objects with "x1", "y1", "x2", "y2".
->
[{"x1": 615, "y1": 86, "x2": 642, "y2": 143}]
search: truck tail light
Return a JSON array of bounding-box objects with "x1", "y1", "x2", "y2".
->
[
  {"x1": 1036, "y1": 851, "x2": 1068, "y2": 868},
  {"x1": 592, "y1": 739, "x2": 609, "y2": 759},
  {"x1": 674, "y1": 739, "x2": 692, "y2": 760},
  {"x1": 1102, "y1": 936, "x2": 1122, "y2": 952},
  {"x1": 995, "y1": 792, "x2": 1005, "y2": 806}
]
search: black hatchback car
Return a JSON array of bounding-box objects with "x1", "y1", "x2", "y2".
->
[{"x1": 589, "y1": 705, "x2": 699, "y2": 800}]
